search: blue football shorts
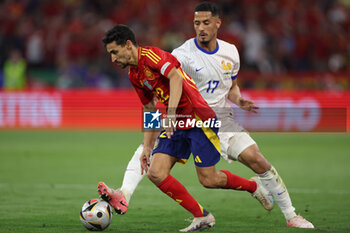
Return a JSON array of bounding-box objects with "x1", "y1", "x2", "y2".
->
[{"x1": 152, "y1": 121, "x2": 221, "y2": 167}]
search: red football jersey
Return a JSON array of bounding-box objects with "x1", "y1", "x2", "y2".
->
[{"x1": 129, "y1": 46, "x2": 216, "y2": 127}]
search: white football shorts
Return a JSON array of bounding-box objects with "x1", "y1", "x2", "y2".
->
[{"x1": 217, "y1": 113, "x2": 256, "y2": 162}]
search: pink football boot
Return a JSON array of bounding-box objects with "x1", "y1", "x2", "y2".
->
[{"x1": 97, "y1": 182, "x2": 128, "y2": 214}]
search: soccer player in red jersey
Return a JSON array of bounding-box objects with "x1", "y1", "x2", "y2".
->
[{"x1": 98, "y1": 24, "x2": 273, "y2": 232}]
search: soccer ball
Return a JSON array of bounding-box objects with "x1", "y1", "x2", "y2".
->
[{"x1": 80, "y1": 199, "x2": 113, "y2": 231}]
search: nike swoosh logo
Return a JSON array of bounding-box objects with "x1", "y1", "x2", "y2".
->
[
  {"x1": 195, "y1": 67, "x2": 204, "y2": 72},
  {"x1": 120, "y1": 201, "x2": 127, "y2": 207},
  {"x1": 277, "y1": 190, "x2": 286, "y2": 195}
]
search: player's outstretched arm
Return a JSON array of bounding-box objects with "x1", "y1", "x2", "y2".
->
[
  {"x1": 165, "y1": 67, "x2": 183, "y2": 138},
  {"x1": 140, "y1": 101, "x2": 159, "y2": 174},
  {"x1": 227, "y1": 79, "x2": 259, "y2": 113}
]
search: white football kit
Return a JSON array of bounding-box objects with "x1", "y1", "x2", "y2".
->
[{"x1": 172, "y1": 37, "x2": 255, "y2": 161}]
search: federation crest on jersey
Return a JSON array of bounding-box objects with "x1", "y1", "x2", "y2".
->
[
  {"x1": 144, "y1": 67, "x2": 155, "y2": 80},
  {"x1": 221, "y1": 60, "x2": 232, "y2": 78}
]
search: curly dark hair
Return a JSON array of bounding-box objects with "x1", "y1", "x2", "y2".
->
[{"x1": 102, "y1": 24, "x2": 137, "y2": 46}]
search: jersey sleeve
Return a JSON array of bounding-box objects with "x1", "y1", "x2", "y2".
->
[
  {"x1": 142, "y1": 47, "x2": 181, "y2": 77},
  {"x1": 231, "y1": 45, "x2": 240, "y2": 80},
  {"x1": 171, "y1": 46, "x2": 190, "y2": 72}
]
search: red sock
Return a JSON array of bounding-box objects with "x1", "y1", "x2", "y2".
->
[
  {"x1": 221, "y1": 170, "x2": 257, "y2": 193},
  {"x1": 157, "y1": 175, "x2": 204, "y2": 217}
]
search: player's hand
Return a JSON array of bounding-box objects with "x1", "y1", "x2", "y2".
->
[
  {"x1": 165, "y1": 116, "x2": 176, "y2": 139},
  {"x1": 140, "y1": 147, "x2": 152, "y2": 175},
  {"x1": 237, "y1": 97, "x2": 259, "y2": 113}
]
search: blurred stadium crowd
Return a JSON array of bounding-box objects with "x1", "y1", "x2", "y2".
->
[{"x1": 0, "y1": 0, "x2": 349, "y2": 90}]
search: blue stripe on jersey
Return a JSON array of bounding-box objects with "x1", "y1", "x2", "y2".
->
[
  {"x1": 194, "y1": 37, "x2": 219, "y2": 55},
  {"x1": 231, "y1": 75, "x2": 237, "y2": 80}
]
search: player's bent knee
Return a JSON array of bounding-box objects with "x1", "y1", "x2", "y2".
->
[
  {"x1": 147, "y1": 167, "x2": 167, "y2": 185},
  {"x1": 146, "y1": 169, "x2": 159, "y2": 182}
]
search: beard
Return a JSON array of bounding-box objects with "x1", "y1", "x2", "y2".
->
[
  {"x1": 115, "y1": 62, "x2": 127, "y2": 68},
  {"x1": 198, "y1": 39, "x2": 210, "y2": 45},
  {"x1": 197, "y1": 33, "x2": 211, "y2": 45},
  {"x1": 116, "y1": 55, "x2": 131, "y2": 69},
  {"x1": 115, "y1": 59, "x2": 129, "y2": 68},
  {"x1": 119, "y1": 63, "x2": 128, "y2": 69}
]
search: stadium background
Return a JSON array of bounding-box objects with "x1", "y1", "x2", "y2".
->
[{"x1": 0, "y1": 0, "x2": 350, "y2": 232}]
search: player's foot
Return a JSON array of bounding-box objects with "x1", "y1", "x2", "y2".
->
[
  {"x1": 179, "y1": 213, "x2": 215, "y2": 232},
  {"x1": 287, "y1": 215, "x2": 314, "y2": 228},
  {"x1": 97, "y1": 182, "x2": 128, "y2": 215},
  {"x1": 250, "y1": 176, "x2": 274, "y2": 211}
]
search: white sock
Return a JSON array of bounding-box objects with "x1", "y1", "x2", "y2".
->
[
  {"x1": 120, "y1": 144, "x2": 146, "y2": 203},
  {"x1": 259, "y1": 166, "x2": 297, "y2": 221}
]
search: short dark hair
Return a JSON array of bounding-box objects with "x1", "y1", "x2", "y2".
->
[
  {"x1": 194, "y1": 2, "x2": 220, "y2": 17},
  {"x1": 102, "y1": 24, "x2": 137, "y2": 46}
]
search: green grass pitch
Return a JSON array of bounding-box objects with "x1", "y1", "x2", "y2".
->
[{"x1": 0, "y1": 130, "x2": 350, "y2": 233}]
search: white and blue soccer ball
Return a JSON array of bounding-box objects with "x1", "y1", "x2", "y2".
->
[{"x1": 80, "y1": 199, "x2": 113, "y2": 231}]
